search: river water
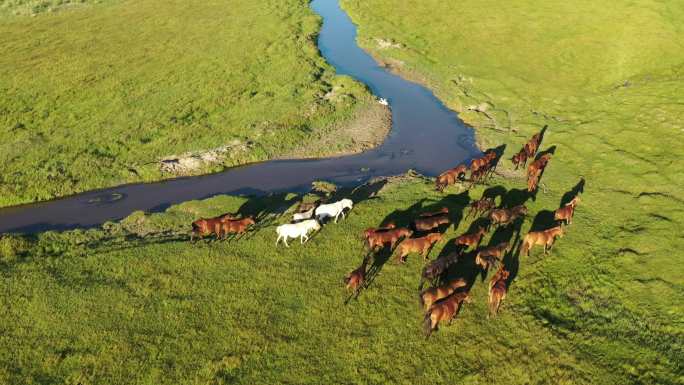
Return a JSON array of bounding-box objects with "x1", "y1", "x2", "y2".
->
[{"x1": 0, "y1": 0, "x2": 479, "y2": 233}]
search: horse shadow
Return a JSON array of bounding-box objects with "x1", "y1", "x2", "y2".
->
[
  {"x1": 561, "y1": 177, "x2": 585, "y2": 206},
  {"x1": 501, "y1": 187, "x2": 530, "y2": 208},
  {"x1": 530, "y1": 210, "x2": 557, "y2": 232},
  {"x1": 486, "y1": 144, "x2": 508, "y2": 172},
  {"x1": 536, "y1": 145, "x2": 557, "y2": 160},
  {"x1": 482, "y1": 185, "x2": 507, "y2": 205}
]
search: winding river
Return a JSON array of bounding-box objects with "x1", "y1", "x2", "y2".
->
[{"x1": 0, "y1": 0, "x2": 480, "y2": 234}]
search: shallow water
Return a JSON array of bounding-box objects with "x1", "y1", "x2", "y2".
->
[{"x1": 0, "y1": 0, "x2": 479, "y2": 233}]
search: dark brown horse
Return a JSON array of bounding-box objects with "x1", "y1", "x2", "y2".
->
[
  {"x1": 466, "y1": 197, "x2": 495, "y2": 219},
  {"x1": 511, "y1": 149, "x2": 528, "y2": 170},
  {"x1": 470, "y1": 151, "x2": 496, "y2": 174},
  {"x1": 419, "y1": 252, "x2": 460, "y2": 289},
  {"x1": 419, "y1": 207, "x2": 449, "y2": 218},
  {"x1": 489, "y1": 205, "x2": 528, "y2": 227},
  {"x1": 475, "y1": 242, "x2": 509, "y2": 270}
]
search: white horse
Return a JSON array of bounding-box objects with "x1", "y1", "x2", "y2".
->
[
  {"x1": 276, "y1": 219, "x2": 321, "y2": 247},
  {"x1": 315, "y1": 198, "x2": 353, "y2": 223},
  {"x1": 292, "y1": 207, "x2": 315, "y2": 222}
]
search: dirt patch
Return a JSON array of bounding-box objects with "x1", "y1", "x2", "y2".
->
[
  {"x1": 159, "y1": 140, "x2": 251, "y2": 175},
  {"x1": 280, "y1": 101, "x2": 392, "y2": 159}
]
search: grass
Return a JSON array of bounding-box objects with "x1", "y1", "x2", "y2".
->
[
  {"x1": 0, "y1": 174, "x2": 682, "y2": 384},
  {"x1": 2, "y1": 0, "x2": 683, "y2": 383},
  {"x1": 0, "y1": 0, "x2": 382, "y2": 207}
]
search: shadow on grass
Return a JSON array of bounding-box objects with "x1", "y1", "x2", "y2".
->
[{"x1": 561, "y1": 177, "x2": 585, "y2": 206}]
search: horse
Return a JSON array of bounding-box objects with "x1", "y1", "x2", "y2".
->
[
  {"x1": 527, "y1": 153, "x2": 552, "y2": 179},
  {"x1": 466, "y1": 197, "x2": 495, "y2": 219},
  {"x1": 475, "y1": 242, "x2": 510, "y2": 270},
  {"x1": 344, "y1": 257, "x2": 369, "y2": 298},
  {"x1": 521, "y1": 226, "x2": 564, "y2": 256},
  {"x1": 489, "y1": 267, "x2": 510, "y2": 316},
  {"x1": 315, "y1": 198, "x2": 353, "y2": 223},
  {"x1": 419, "y1": 252, "x2": 460, "y2": 289},
  {"x1": 394, "y1": 233, "x2": 443, "y2": 263},
  {"x1": 190, "y1": 213, "x2": 237, "y2": 241},
  {"x1": 423, "y1": 291, "x2": 471, "y2": 337},
  {"x1": 275, "y1": 219, "x2": 321, "y2": 247},
  {"x1": 470, "y1": 151, "x2": 496, "y2": 174},
  {"x1": 362, "y1": 222, "x2": 397, "y2": 241},
  {"x1": 554, "y1": 196, "x2": 580, "y2": 225},
  {"x1": 489, "y1": 205, "x2": 528, "y2": 227},
  {"x1": 511, "y1": 149, "x2": 528, "y2": 170},
  {"x1": 413, "y1": 214, "x2": 450, "y2": 232},
  {"x1": 453, "y1": 226, "x2": 487, "y2": 249},
  {"x1": 435, "y1": 165, "x2": 467, "y2": 191},
  {"x1": 218, "y1": 217, "x2": 255, "y2": 239},
  {"x1": 527, "y1": 169, "x2": 541, "y2": 192},
  {"x1": 419, "y1": 277, "x2": 468, "y2": 311},
  {"x1": 366, "y1": 228, "x2": 413, "y2": 251}
]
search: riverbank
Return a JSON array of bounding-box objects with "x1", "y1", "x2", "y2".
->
[
  {"x1": 339, "y1": 1, "x2": 684, "y2": 383},
  {"x1": 0, "y1": 0, "x2": 390, "y2": 208}
]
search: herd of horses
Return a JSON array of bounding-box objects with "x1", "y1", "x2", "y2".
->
[
  {"x1": 345, "y1": 125, "x2": 584, "y2": 336},
  {"x1": 189, "y1": 125, "x2": 584, "y2": 337}
]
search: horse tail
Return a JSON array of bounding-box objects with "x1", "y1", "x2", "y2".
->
[
  {"x1": 489, "y1": 290, "x2": 501, "y2": 316},
  {"x1": 418, "y1": 290, "x2": 427, "y2": 309},
  {"x1": 521, "y1": 237, "x2": 531, "y2": 256}
]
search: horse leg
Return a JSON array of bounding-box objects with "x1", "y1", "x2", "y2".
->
[{"x1": 276, "y1": 235, "x2": 281, "y2": 246}]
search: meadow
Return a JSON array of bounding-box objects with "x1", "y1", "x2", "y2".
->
[
  {"x1": 0, "y1": 0, "x2": 383, "y2": 207},
  {"x1": 1, "y1": 0, "x2": 683, "y2": 383}
]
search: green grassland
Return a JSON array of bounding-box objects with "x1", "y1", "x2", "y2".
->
[
  {"x1": 0, "y1": 0, "x2": 382, "y2": 207},
  {"x1": 1, "y1": 174, "x2": 679, "y2": 385},
  {"x1": 2, "y1": 0, "x2": 684, "y2": 383}
]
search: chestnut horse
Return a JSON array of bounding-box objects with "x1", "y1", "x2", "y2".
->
[
  {"x1": 419, "y1": 207, "x2": 449, "y2": 218},
  {"x1": 521, "y1": 226, "x2": 564, "y2": 256},
  {"x1": 218, "y1": 217, "x2": 255, "y2": 239},
  {"x1": 435, "y1": 165, "x2": 467, "y2": 191},
  {"x1": 470, "y1": 151, "x2": 496, "y2": 174},
  {"x1": 453, "y1": 226, "x2": 487, "y2": 249},
  {"x1": 419, "y1": 277, "x2": 468, "y2": 311},
  {"x1": 190, "y1": 213, "x2": 237, "y2": 241},
  {"x1": 362, "y1": 222, "x2": 396, "y2": 240},
  {"x1": 366, "y1": 228, "x2": 413, "y2": 251},
  {"x1": 423, "y1": 291, "x2": 471, "y2": 337},
  {"x1": 489, "y1": 267, "x2": 510, "y2": 316},
  {"x1": 395, "y1": 233, "x2": 442, "y2": 263},
  {"x1": 554, "y1": 196, "x2": 580, "y2": 225},
  {"x1": 489, "y1": 205, "x2": 528, "y2": 227},
  {"x1": 344, "y1": 257, "x2": 369, "y2": 297},
  {"x1": 511, "y1": 149, "x2": 528, "y2": 170},
  {"x1": 527, "y1": 153, "x2": 552, "y2": 179},
  {"x1": 413, "y1": 214, "x2": 450, "y2": 232}
]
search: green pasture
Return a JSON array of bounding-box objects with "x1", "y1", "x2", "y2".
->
[{"x1": 0, "y1": 0, "x2": 375, "y2": 207}]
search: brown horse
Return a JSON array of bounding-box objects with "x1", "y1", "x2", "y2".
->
[
  {"x1": 470, "y1": 151, "x2": 496, "y2": 174},
  {"x1": 489, "y1": 205, "x2": 528, "y2": 227},
  {"x1": 419, "y1": 207, "x2": 449, "y2": 218},
  {"x1": 527, "y1": 168, "x2": 541, "y2": 192},
  {"x1": 413, "y1": 214, "x2": 450, "y2": 232},
  {"x1": 554, "y1": 196, "x2": 580, "y2": 225},
  {"x1": 475, "y1": 242, "x2": 509, "y2": 270},
  {"x1": 435, "y1": 165, "x2": 467, "y2": 191},
  {"x1": 218, "y1": 217, "x2": 255, "y2": 239},
  {"x1": 521, "y1": 226, "x2": 564, "y2": 256},
  {"x1": 511, "y1": 149, "x2": 528, "y2": 170},
  {"x1": 423, "y1": 291, "x2": 471, "y2": 337},
  {"x1": 366, "y1": 228, "x2": 413, "y2": 251},
  {"x1": 362, "y1": 222, "x2": 397, "y2": 240},
  {"x1": 420, "y1": 252, "x2": 461, "y2": 289},
  {"x1": 489, "y1": 267, "x2": 510, "y2": 316},
  {"x1": 190, "y1": 213, "x2": 237, "y2": 241},
  {"x1": 527, "y1": 153, "x2": 552, "y2": 178},
  {"x1": 453, "y1": 227, "x2": 487, "y2": 249},
  {"x1": 466, "y1": 197, "x2": 495, "y2": 219},
  {"x1": 395, "y1": 233, "x2": 443, "y2": 263},
  {"x1": 419, "y1": 277, "x2": 468, "y2": 311},
  {"x1": 344, "y1": 257, "x2": 369, "y2": 297}
]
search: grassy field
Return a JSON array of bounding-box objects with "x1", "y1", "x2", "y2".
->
[
  {"x1": 0, "y1": 0, "x2": 384, "y2": 207},
  {"x1": 2, "y1": 0, "x2": 684, "y2": 383},
  {"x1": 3, "y1": 173, "x2": 680, "y2": 385}
]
